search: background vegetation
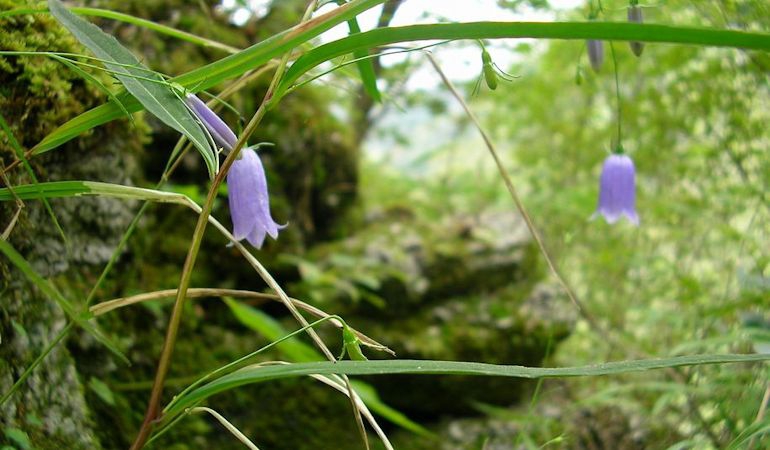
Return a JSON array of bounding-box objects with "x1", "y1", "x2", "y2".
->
[{"x1": 0, "y1": 0, "x2": 768, "y2": 449}]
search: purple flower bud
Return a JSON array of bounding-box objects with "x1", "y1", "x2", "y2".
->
[
  {"x1": 586, "y1": 40, "x2": 604, "y2": 72},
  {"x1": 227, "y1": 147, "x2": 286, "y2": 248},
  {"x1": 594, "y1": 154, "x2": 639, "y2": 225},
  {"x1": 185, "y1": 93, "x2": 238, "y2": 151},
  {"x1": 628, "y1": 5, "x2": 644, "y2": 57}
]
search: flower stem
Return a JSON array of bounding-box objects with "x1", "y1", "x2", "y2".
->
[
  {"x1": 129, "y1": 1, "x2": 369, "y2": 447},
  {"x1": 610, "y1": 41, "x2": 623, "y2": 149}
]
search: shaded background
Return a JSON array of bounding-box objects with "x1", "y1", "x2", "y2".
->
[{"x1": 1, "y1": 0, "x2": 768, "y2": 449}]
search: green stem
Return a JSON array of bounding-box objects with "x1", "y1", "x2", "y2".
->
[
  {"x1": 128, "y1": 3, "x2": 325, "y2": 447},
  {"x1": 0, "y1": 322, "x2": 73, "y2": 406},
  {"x1": 609, "y1": 41, "x2": 623, "y2": 148}
]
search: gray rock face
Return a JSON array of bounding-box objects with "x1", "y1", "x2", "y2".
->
[{"x1": 0, "y1": 1, "x2": 143, "y2": 447}]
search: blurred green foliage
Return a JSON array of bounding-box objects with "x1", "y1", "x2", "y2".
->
[{"x1": 357, "y1": 0, "x2": 769, "y2": 447}]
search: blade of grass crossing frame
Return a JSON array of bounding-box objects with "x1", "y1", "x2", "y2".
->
[
  {"x1": 164, "y1": 353, "x2": 770, "y2": 418},
  {"x1": 47, "y1": 0, "x2": 219, "y2": 178},
  {"x1": 0, "y1": 240, "x2": 129, "y2": 364},
  {"x1": 337, "y1": 0, "x2": 380, "y2": 102},
  {"x1": 30, "y1": 16, "x2": 770, "y2": 155},
  {"x1": 0, "y1": 113, "x2": 66, "y2": 242}
]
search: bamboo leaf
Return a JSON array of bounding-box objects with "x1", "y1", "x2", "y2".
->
[
  {"x1": 47, "y1": 0, "x2": 219, "y2": 178},
  {"x1": 33, "y1": 0, "x2": 387, "y2": 155},
  {"x1": 164, "y1": 353, "x2": 770, "y2": 417}
]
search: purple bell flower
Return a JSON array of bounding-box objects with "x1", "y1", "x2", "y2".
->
[
  {"x1": 184, "y1": 93, "x2": 285, "y2": 248},
  {"x1": 594, "y1": 154, "x2": 639, "y2": 225},
  {"x1": 228, "y1": 147, "x2": 285, "y2": 248},
  {"x1": 185, "y1": 93, "x2": 238, "y2": 151}
]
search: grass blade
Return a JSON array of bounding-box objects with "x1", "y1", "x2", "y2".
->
[
  {"x1": 164, "y1": 354, "x2": 770, "y2": 417},
  {"x1": 337, "y1": 1, "x2": 380, "y2": 102},
  {"x1": 32, "y1": 19, "x2": 770, "y2": 155},
  {"x1": 223, "y1": 298, "x2": 427, "y2": 436},
  {"x1": 47, "y1": 0, "x2": 218, "y2": 178},
  {"x1": 275, "y1": 21, "x2": 770, "y2": 98}
]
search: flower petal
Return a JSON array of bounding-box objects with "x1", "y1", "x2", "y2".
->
[
  {"x1": 595, "y1": 154, "x2": 639, "y2": 226},
  {"x1": 228, "y1": 152, "x2": 261, "y2": 240},
  {"x1": 227, "y1": 147, "x2": 286, "y2": 247},
  {"x1": 186, "y1": 94, "x2": 237, "y2": 150}
]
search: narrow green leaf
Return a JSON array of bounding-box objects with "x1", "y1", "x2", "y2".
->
[
  {"x1": 32, "y1": 0, "x2": 387, "y2": 154},
  {"x1": 727, "y1": 419, "x2": 770, "y2": 450},
  {"x1": 223, "y1": 298, "x2": 427, "y2": 435},
  {"x1": 0, "y1": 181, "x2": 187, "y2": 204},
  {"x1": 0, "y1": 240, "x2": 129, "y2": 364},
  {"x1": 275, "y1": 21, "x2": 770, "y2": 98},
  {"x1": 165, "y1": 353, "x2": 770, "y2": 417},
  {"x1": 30, "y1": 17, "x2": 770, "y2": 155},
  {"x1": 3, "y1": 428, "x2": 31, "y2": 450},
  {"x1": 47, "y1": 0, "x2": 218, "y2": 178},
  {"x1": 224, "y1": 298, "x2": 321, "y2": 363}
]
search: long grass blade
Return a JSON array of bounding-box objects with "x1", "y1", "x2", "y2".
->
[
  {"x1": 164, "y1": 354, "x2": 770, "y2": 417},
  {"x1": 275, "y1": 21, "x2": 770, "y2": 98}
]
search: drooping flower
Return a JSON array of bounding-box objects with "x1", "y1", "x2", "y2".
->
[
  {"x1": 627, "y1": 4, "x2": 644, "y2": 57},
  {"x1": 227, "y1": 147, "x2": 285, "y2": 248},
  {"x1": 586, "y1": 39, "x2": 604, "y2": 72},
  {"x1": 185, "y1": 93, "x2": 237, "y2": 151},
  {"x1": 184, "y1": 93, "x2": 284, "y2": 247},
  {"x1": 594, "y1": 153, "x2": 639, "y2": 225}
]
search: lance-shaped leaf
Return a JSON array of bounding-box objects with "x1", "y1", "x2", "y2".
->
[{"x1": 47, "y1": 0, "x2": 218, "y2": 178}]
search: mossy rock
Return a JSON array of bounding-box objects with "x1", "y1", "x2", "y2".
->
[
  {"x1": 289, "y1": 210, "x2": 540, "y2": 318},
  {"x1": 0, "y1": 1, "x2": 145, "y2": 448}
]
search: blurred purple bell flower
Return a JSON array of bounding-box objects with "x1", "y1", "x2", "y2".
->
[
  {"x1": 185, "y1": 93, "x2": 237, "y2": 151},
  {"x1": 227, "y1": 146, "x2": 286, "y2": 248},
  {"x1": 628, "y1": 4, "x2": 645, "y2": 57},
  {"x1": 593, "y1": 153, "x2": 639, "y2": 225},
  {"x1": 586, "y1": 39, "x2": 604, "y2": 72}
]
